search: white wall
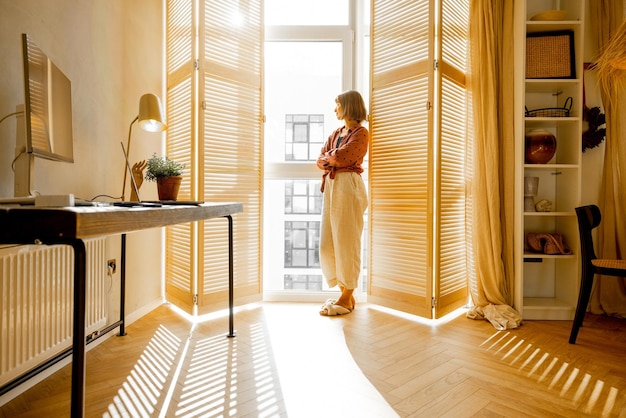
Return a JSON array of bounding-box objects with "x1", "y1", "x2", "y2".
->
[
  {"x1": 0, "y1": 0, "x2": 165, "y2": 323},
  {"x1": 581, "y1": 1, "x2": 607, "y2": 206}
]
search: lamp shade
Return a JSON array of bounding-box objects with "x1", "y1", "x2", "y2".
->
[{"x1": 138, "y1": 93, "x2": 167, "y2": 132}]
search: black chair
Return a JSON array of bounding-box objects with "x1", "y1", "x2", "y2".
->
[{"x1": 570, "y1": 205, "x2": 626, "y2": 343}]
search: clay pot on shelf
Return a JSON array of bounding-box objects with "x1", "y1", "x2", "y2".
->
[{"x1": 525, "y1": 129, "x2": 556, "y2": 164}]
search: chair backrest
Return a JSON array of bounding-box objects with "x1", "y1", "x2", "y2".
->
[{"x1": 575, "y1": 205, "x2": 601, "y2": 263}]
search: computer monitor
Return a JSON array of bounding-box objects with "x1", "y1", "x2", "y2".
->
[
  {"x1": 13, "y1": 34, "x2": 74, "y2": 197},
  {"x1": 21, "y1": 33, "x2": 74, "y2": 163}
]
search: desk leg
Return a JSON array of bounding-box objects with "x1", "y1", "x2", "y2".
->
[
  {"x1": 119, "y1": 234, "x2": 127, "y2": 336},
  {"x1": 227, "y1": 215, "x2": 236, "y2": 338},
  {"x1": 69, "y1": 239, "x2": 87, "y2": 418}
]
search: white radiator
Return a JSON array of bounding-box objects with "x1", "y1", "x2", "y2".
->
[{"x1": 0, "y1": 239, "x2": 108, "y2": 387}]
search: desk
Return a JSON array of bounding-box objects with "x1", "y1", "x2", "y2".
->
[{"x1": 0, "y1": 202, "x2": 243, "y2": 417}]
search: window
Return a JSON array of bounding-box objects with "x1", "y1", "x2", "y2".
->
[
  {"x1": 164, "y1": 0, "x2": 471, "y2": 317},
  {"x1": 263, "y1": 0, "x2": 370, "y2": 299},
  {"x1": 265, "y1": 0, "x2": 349, "y2": 26}
]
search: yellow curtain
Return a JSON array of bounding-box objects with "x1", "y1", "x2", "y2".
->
[
  {"x1": 466, "y1": 0, "x2": 521, "y2": 329},
  {"x1": 590, "y1": 1, "x2": 626, "y2": 318}
]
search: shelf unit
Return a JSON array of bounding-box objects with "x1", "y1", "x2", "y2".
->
[{"x1": 514, "y1": 0, "x2": 585, "y2": 320}]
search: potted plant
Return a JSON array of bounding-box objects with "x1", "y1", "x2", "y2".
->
[{"x1": 145, "y1": 153, "x2": 185, "y2": 201}]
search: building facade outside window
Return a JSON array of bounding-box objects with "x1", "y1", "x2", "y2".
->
[{"x1": 285, "y1": 114, "x2": 325, "y2": 161}]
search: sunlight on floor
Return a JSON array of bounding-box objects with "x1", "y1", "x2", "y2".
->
[
  {"x1": 169, "y1": 302, "x2": 263, "y2": 325},
  {"x1": 480, "y1": 331, "x2": 619, "y2": 417},
  {"x1": 100, "y1": 303, "x2": 474, "y2": 417},
  {"x1": 262, "y1": 303, "x2": 399, "y2": 418},
  {"x1": 102, "y1": 308, "x2": 287, "y2": 418},
  {"x1": 368, "y1": 304, "x2": 469, "y2": 326},
  {"x1": 104, "y1": 325, "x2": 182, "y2": 417}
]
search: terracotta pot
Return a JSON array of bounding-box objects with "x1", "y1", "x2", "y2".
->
[
  {"x1": 525, "y1": 129, "x2": 556, "y2": 164},
  {"x1": 156, "y1": 176, "x2": 182, "y2": 201}
]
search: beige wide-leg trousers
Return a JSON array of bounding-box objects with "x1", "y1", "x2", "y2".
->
[{"x1": 319, "y1": 171, "x2": 368, "y2": 290}]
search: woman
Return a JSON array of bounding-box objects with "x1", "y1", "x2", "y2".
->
[{"x1": 316, "y1": 90, "x2": 369, "y2": 316}]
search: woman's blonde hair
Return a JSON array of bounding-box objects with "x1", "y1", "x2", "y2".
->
[{"x1": 336, "y1": 90, "x2": 368, "y2": 123}]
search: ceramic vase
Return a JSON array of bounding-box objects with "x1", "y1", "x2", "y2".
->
[
  {"x1": 524, "y1": 177, "x2": 539, "y2": 212},
  {"x1": 525, "y1": 129, "x2": 556, "y2": 164}
]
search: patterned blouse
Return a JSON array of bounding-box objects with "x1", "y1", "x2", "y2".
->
[{"x1": 316, "y1": 124, "x2": 369, "y2": 192}]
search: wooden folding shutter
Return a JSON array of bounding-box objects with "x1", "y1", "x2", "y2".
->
[
  {"x1": 165, "y1": 0, "x2": 197, "y2": 313},
  {"x1": 369, "y1": 0, "x2": 470, "y2": 319},
  {"x1": 369, "y1": 0, "x2": 434, "y2": 317},
  {"x1": 436, "y1": 0, "x2": 470, "y2": 318},
  {"x1": 196, "y1": 0, "x2": 263, "y2": 313},
  {"x1": 165, "y1": 0, "x2": 263, "y2": 314}
]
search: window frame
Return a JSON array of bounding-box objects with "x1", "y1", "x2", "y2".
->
[{"x1": 263, "y1": 0, "x2": 371, "y2": 301}]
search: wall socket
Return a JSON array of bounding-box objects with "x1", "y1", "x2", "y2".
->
[{"x1": 107, "y1": 259, "x2": 117, "y2": 274}]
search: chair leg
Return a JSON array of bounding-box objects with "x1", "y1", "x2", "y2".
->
[{"x1": 569, "y1": 270, "x2": 595, "y2": 344}]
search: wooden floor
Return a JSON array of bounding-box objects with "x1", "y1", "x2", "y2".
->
[{"x1": 1, "y1": 302, "x2": 626, "y2": 417}]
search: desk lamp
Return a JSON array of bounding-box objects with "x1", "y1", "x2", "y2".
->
[{"x1": 121, "y1": 93, "x2": 167, "y2": 201}]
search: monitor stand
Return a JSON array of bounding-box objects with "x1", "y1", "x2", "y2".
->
[{"x1": 14, "y1": 104, "x2": 34, "y2": 198}]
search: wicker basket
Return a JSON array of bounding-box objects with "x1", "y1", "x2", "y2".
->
[
  {"x1": 526, "y1": 30, "x2": 575, "y2": 79},
  {"x1": 525, "y1": 96, "x2": 572, "y2": 117}
]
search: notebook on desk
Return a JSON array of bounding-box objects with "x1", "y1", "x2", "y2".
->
[
  {"x1": 143, "y1": 200, "x2": 204, "y2": 205},
  {"x1": 116, "y1": 142, "x2": 203, "y2": 207}
]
